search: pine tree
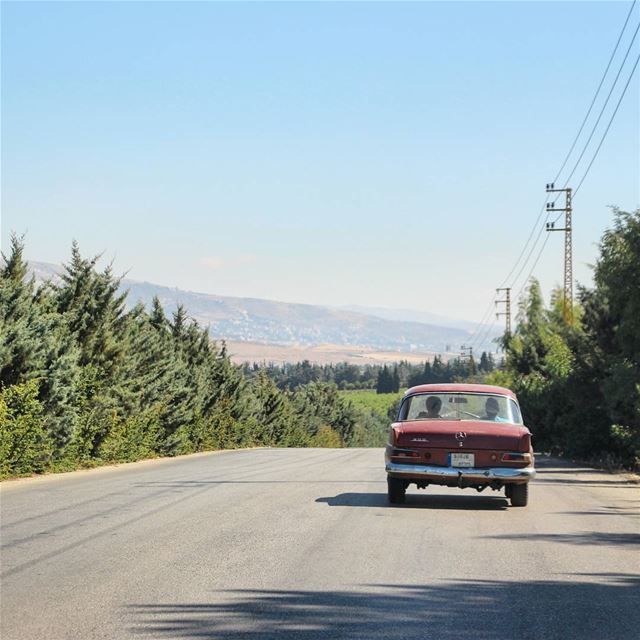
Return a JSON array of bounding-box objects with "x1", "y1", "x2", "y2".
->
[
  {"x1": 0, "y1": 234, "x2": 48, "y2": 386},
  {"x1": 250, "y1": 371, "x2": 296, "y2": 445},
  {"x1": 55, "y1": 242, "x2": 128, "y2": 378}
]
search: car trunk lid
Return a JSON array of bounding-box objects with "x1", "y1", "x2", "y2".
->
[{"x1": 394, "y1": 420, "x2": 529, "y2": 451}]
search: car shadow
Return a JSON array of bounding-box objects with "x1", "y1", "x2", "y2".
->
[{"x1": 316, "y1": 492, "x2": 508, "y2": 510}]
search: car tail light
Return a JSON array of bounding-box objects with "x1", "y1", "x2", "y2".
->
[
  {"x1": 392, "y1": 448, "x2": 419, "y2": 458},
  {"x1": 501, "y1": 452, "x2": 532, "y2": 463}
]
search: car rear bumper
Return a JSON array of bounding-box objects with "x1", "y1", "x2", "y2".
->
[{"x1": 386, "y1": 461, "x2": 536, "y2": 483}]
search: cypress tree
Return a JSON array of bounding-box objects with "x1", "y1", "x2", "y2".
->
[{"x1": 392, "y1": 365, "x2": 400, "y2": 392}]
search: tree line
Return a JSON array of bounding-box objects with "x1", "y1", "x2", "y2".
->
[
  {"x1": 243, "y1": 352, "x2": 496, "y2": 394},
  {"x1": 3, "y1": 208, "x2": 636, "y2": 475},
  {"x1": 490, "y1": 208, "x2": 639, "y2": 469},
  {"x1": 0, "y1": 238, "x2": 361, "y2": 477}
]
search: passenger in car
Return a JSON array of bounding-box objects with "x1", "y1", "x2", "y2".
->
[
  {"x1": 481, "y1": 397, "x2": 506, "y2": 421},
  {"x1": 417, "y1": 396, "x2": 442, "y2": 419}
]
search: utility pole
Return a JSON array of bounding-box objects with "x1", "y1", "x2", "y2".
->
[
  {"x1": 545, "y1": 183, "x2": 573, "y2": 322},
  {"x1": 460, "y1": 344, "x2": 474, "y2": 375},
  {"x1": 495, "y1": 287, "x2": 511, "y2": 338}
]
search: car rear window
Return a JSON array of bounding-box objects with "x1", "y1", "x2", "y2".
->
[{"x1": 400, "y1": 393, "x2": 523, "y2": 424}]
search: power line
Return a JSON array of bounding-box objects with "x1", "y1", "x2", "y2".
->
[
  {"x1": 562, "y1": 19, "x2": 640, "y2": 187},
  {"x1": 575, "y1": 52, "x2": 640, "y2": 196},
  {"x1": 509, "y1": 212, "x2": 549, "y2": 290},
  {"x1": 553, "y1": 0, "x2": 638, "y2": 182},
  {"x1": 525, "y1": 50, "x2": 639, "y2": 314},
  {"x1": 515, "y1": 31, "x2": 639, "y2": 299},
  {"x1": 469, "y1": 2, "x2": 639, "y2": 344},
  {"x1": 497, "y1": 197, "x2": 549, "y2": 289},
  {"x1": 502, "y1": 8, "x2": 640, "y2": 303},
  {"x1": 516, "y1": 233, "x2": 552, "y2": 301},
  {"x1": 468, "y1": 295, "x2": 499, "y2": 350},
  {"x1": 472, "y1": 293, "x2": 509, "y2": 352},
  {"x1": 496, "y1": 1, "x2": 638, "y2": 292},
  {"x1": 472, "y1": 318, "x2": 499, "y2": 353}
]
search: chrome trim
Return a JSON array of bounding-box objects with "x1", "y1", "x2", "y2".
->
[{"x1": 385, "y1": 462, "x2": 536, "y2": 481}]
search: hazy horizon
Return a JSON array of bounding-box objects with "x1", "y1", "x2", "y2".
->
[{"x1": 27, "y1": 257, "x2": 493, "y2": 329}]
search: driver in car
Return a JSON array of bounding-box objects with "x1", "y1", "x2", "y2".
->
[{"x1": 417, "y1": 396, "x2": 442, "y2": 419}]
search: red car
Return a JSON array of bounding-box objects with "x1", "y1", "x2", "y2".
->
[{"x1": 385, "y1": 383, "x2": 535, "y2": 507}]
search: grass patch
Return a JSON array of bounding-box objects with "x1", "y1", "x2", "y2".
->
[{"x1": 340, "y1": 389, "x2": 404, "y2": 419}]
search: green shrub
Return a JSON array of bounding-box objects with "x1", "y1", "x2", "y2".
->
[
  {"x1": 98, "y1": 408, "x2": 162, "y2": 463},
  {"x1": 311, "y1": 425, "x2": 342, "y2": 448},
  {"x1": 0, "y1": 381, "x2": 51, "y2": 477}
]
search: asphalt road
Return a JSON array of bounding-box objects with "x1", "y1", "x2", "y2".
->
[{"x1": 1, "y1": 448, "x2": 639, "y2": 640}]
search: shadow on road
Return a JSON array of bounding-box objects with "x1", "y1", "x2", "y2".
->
[
  {"x1": 482, "y1": 532, "x2": 640, "y2": 546},
  {"x1": 315, "y1": 492, "x2": 508, "y2": 510},
  {"x1": 557, "y1": 507, "x2": 640, "y2": 518},
  {"x1": 132, "y1": 481, "x2": 386, "y2": 487},
  {"x1": 532, "y1": 457, "x2": 637, "y2": 487},
  {"x1": 128, "y1": 574, "x2": 640, "y2": 639},
  {"x1": 532, "y1": 478, "x2": 636, "y2": 488}
]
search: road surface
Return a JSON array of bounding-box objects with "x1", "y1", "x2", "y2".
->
[{"x1": 1, "y1": 448, "x2": 639, "y2": 639}]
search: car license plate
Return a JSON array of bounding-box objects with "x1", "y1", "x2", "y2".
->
[{"x1": 450, "y1": 453, "x2": 474, "y2": 468}]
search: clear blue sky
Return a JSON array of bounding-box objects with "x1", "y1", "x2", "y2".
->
[{"x1": 2, "y1": 1, "x2": 638, "y2": 323}]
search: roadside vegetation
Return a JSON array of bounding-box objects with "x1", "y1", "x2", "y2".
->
[
  {"x1": 2, "y1": 209, "x2": 637, "y2": 475},
  {"x1": 0, "y1": 238, "x2": 359, "y2": 478},
  {"x1": 488, "y1": 208, "x2": 640, "y2": 470},
  {"x1": 340, "y1": 389, "x2": 404, "y2": 417},
  {"x1": 246, "y1": 360, "x2": 495, "y2": 447},
  {"x1": 339, "y1": 390, "x2": 404, "y2": 447}
]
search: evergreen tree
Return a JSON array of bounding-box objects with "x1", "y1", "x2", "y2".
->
[
  {"x1": 250, "y1": 371, "x2": 298, "y2": 445},
  {"x1": 467, "y1": 355, "x2": 477, "y2": 376},
  {"x1": 55, "y1": 242, "x2": 128, "y2": 377},
  {"x1": 391, "y1": 365, "x2": 400, "y2": 393},
  {"x1": 0, "y1": 234, "x2": 49, "y2": 386},
  {"x1": 376, "y1": 365, "x2": 392, "y2": 393}
]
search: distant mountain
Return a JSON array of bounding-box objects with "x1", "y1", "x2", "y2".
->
[
  {"x1": 339, "y1": 304, "x2": 483, "y2": 332},
  {"x1": 27, "y1": 261, "x2": 500, "y2": 353}
]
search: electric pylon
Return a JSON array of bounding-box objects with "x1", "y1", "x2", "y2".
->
[
  {"x1": 495, "y1": 287, "x2": 511, "y2": 337},
  {"x1": 460, "y1": 345, "x2": 473, "y2": 361},
  {"x1": 545, "y1": 183, "x2": 573, "y2": 322}
]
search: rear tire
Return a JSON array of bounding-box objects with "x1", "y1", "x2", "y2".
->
[
  {"x1": 510, "y1": 483, "x2": 528, "y2": 507},
  {"x1": 387, "y1": 477, "x2": 406, "y2": 504}
]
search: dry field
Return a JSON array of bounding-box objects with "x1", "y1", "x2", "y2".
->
[{"x1": 225, "y1": 341, "x2": 452, "y2": 365}]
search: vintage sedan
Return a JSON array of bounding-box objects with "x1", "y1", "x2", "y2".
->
[{"x1": 385, "y1": 383, "x2": 535, "y2": 507}]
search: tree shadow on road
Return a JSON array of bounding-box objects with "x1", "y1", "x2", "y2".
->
[
  {"x1": 532, "y1": 457, "x2": 638, "y2": 487},
  {"x1": 482, "y1": 531, "x2": 640, "y2": 546},
  {"x1": 128, "y1": 574, "x2": 640, "y2": 640},
  {"x1": 532, "y1": 478, "x2": 636, "y2": 487}
]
